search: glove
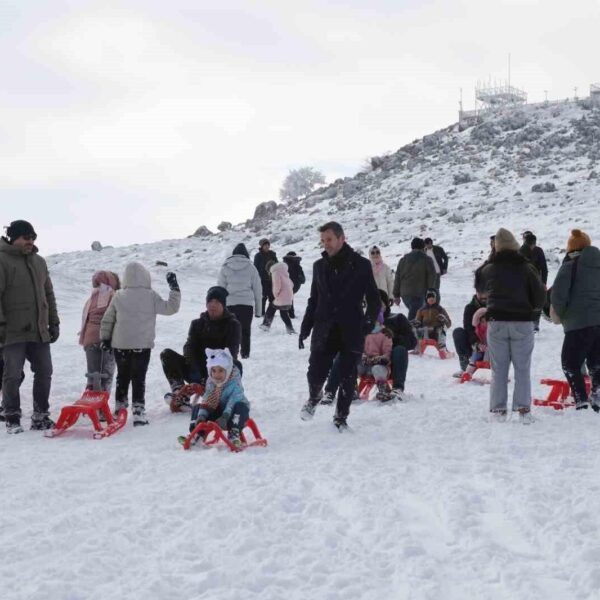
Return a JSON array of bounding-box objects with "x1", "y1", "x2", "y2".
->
[
  {"x1": 0, "y1": 324, "x2": 6, "y2": 345},
  {"x1": 48, "y1": 323, "x2": 60, "y2": 343},
  {"x1": 100, "y1": 339, "x2": 112, "y2": 352},
  {"x1": 216, "y1": 413, "x2": 230, "y2": 429},
  {"x1": 166, "y1": 272, "x2": 180, "y2": 292}
]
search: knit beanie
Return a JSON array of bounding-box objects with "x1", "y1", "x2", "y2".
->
[
  {"x1": 6, "y1": 220, "x2": 36, "y2": 242},
  {"x1": 494, "y1": 228, "x2": 519, "y2": 252},
  {"x1": 259, "y1": 238, "x2": 270, "y2": 248},
  {"x1": 206, "y1": 285, "x2": 228, "y2": 307},
  {"x1": 205, "y1": 348, "x2": 234, "y2": 380},
  {"x1": 232, "y1": 243, "x2": 249, "y2": 258},
  {"x1": 426, "y1": 288, "x2": 438, "y2": 302},
  {"x1": 567, "y1": 229, "x2": 591, "y2": 253}
]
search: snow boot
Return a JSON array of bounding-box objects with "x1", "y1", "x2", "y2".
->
[
  {"x1": 390, "y1": 387, "x2": 407, "y2": 402},
  {"x1": 6, "y1": 417, "x2": 23, "y2": 434},
  {"x1": 286, "y1": 327, "x2": 297, "y2": 335},
  {"x1": 489, "y1": 409, "x2": 507, "y2": 423},
  {"x1": 300, "y1": 400, "x2": 318, "y2": 421},
  {"x1": 30, "y1": 413, "x2": 55, "y2": 431},
  {"x1": 518, "y1": 408, "x2": 535, "y2": 425},
  {"x1": 132, "y1": 405, "x2": 149, "y2": 426},
  {"x1": 259, "y1": 324, "x2": 270, "y2": 332},
  {"x1": 113, "y1": 399, "x2": 129, "y2": 418},
  {"x1": 376, "y1": 382, "x2": 392, "y2": 402},
  {"x1": 321, "y1": 390, "x2": 335, "y2": 405},
  {"x1": 333, "y1": 414, "x2": 349, "y2": 432},
  {"x1": 575, "y1": 400, "x2": 590, "y2": 410},
  {"x1": 590, "y1": 391, "x2": 600, "y2": 413},
  {"x1": 228, "y1": 427, "x2": 243, "y2": 450}
]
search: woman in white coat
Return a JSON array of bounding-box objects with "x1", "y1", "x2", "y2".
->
[{"x1": 369, "y1": 245, "x2": 394, "y2": 298}]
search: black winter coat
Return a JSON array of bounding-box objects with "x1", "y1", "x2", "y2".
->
[
  {"x1": 432, "y1": 245, "x2": 449, "y2": 274},
  {"x1": 253, "y1": 249, "x2": 277, "y2": 289},
  {"x1": 477, "y1": 250, "x2": 546, "y2": 321},
  {"x1": 283, "y1": 255, "x2": 306, "y2": 293},
  {"x1": 384, "y1": 313, "x2": 417, "y2": 350},
  {"x1": 300, "y1": 243, "x2": 380, "y2": 353},
  {"x1": 183, "y1": 310, "x2": 241, "y2": 375},
  {"x1": 463, "y1": 295, "x2": 486, "y2": 346},
  {"x1": 519, "y1": 244, "x2": 548, "y2": 284}
]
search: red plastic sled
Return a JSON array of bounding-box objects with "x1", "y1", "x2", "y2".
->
[
  {"x1": 181, "y1": 418, "x2": 268, "y2": 452},
  {"x1": 46, "y1": 390, "x2": 128, "y2": 438},
  {"x1": 356, "y1": 375, "x2": 394, "y2": 400},
  {"x1": 418, "y1": 338, "x2": 454, "y2": 360},
  {"x1": 533, "y1": 377, "x2": 590, "y2": 410},
  {"x1": 460, "y1": 361, "x2": 491, "y2": 384}
]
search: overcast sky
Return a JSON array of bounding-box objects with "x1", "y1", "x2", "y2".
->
[{"x1": 1, "y1": 0, "x2": 598, "y2": 254}]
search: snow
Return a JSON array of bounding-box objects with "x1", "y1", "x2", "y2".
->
[{"x1": 3, "y1": 100, "x2": 600, "y2": 599}]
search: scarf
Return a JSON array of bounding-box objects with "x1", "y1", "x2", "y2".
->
[{"x1": 198, "y1": 370, "x2": 235, "y2": 411}]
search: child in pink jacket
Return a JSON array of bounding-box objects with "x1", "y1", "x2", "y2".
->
[
  {"x1": 463, "y1": 307, "x2": 488, "y2": 378},
  {"x1": 358, "y1": 320, "x2": 393, "y2": 401},
  {"x1": 79, "y1": 271, "x2": 120, "y2": 391},
  {"x1": 260, "y1": 261, "x2": 295, "y2": 334}
]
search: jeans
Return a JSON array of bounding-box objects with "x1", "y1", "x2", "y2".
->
[
  {"x1": 402, "y1": 296, "x2": 424, "y2": 321},
  {"x1": 391, "y1": 346, "x2": 409, "y2": 390},
  {"x1": 452, "y1": 327, "x2": 471, "y2": 371},
  {"x1": 114, "y1": 349, "x2": 151, "y2": 408},
  {"x1": 561, "y1": 325, "x2": 600, "y2": 404},
  {"x1": 84, "y1": 344, "x2": 115, "y2": 391},
  {"x1": 191, "y1": 401, "x2": 249, "y2": 431},
  {"x1": 2, "y1": 342, "x2": 53, "y2": 420},
  {"x1": 488, "y1": 321, "x2": 535, "y2": 412},
  {"x1": 228, "y1": 305, "x2": 254, "y2": 358}
]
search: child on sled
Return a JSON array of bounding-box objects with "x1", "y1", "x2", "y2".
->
[
  {"x1": 413, "y1": 289, "x2": 452, "y2": 350},
  {"x1": 187, "y1": 348, "x2": 250, "y2": 448},
  {"x1": 463, "y1": 307, "x2": 488, "y2": 377}
]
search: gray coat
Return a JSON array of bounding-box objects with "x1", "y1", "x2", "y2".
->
[
  {"x1": 393, "y1": 250, "x2": 436, "y2": 298},
  {"x1": 217, "y1": 255, "x2": 263, "y2": 316},
  {"x1": 0, "y1": 238, "x2": 59, "y2": 345},
  {"x1": 552, "y1": 246, "x2": 600, "y2": 332},
  {"x1": 100, "y1": 262, "x2": 180, "y2": 349}
]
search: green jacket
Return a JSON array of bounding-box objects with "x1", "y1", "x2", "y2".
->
[
  {"x1": 393, "y1": 250, "x2": 436, "y2": 298},
  {"x1": 552, "y1": 246, "x2": 600, "y2": 332},
  {"x1": 0, "y1": 237, "x2": 59, "y2": 345}
]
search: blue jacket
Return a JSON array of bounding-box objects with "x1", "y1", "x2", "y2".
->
[{"x1": 194, "y1": 366, "x2": 249, "y2": 421}]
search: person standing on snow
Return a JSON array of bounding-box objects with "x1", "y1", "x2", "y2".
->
[
  {"x1": 259, "y1": 260, "x2": 296, "y2": 334},
  {"x1": 369, "y1": 245, "x2": 394, "y2": 298},
  {"x1": 393, "y1": 237, "x2": 436, "y2": 320},
  {"x1": 424, "y1": 237, "x2": 448, "y2": 295},
  {"x1": 477, "y1": 228, "x2": 546, "y2": 423},
  {"x1": 253, "y1": 238, "x2": 277, "y2": 316},
  {"x1": 100, "y1": 262, "x2": 181, "y2": 425},
  {"x1": 551, "y1": 230, "x2": 600, "y2": 411},
  {"x1": 520, "y1": 231, "x2": 548, "y2": 333},
  {"x1": 283, "y1": 251, "x2": 305, "y2": 319},
  {"x1": 0, "y1": 220, "x2": 59, "y2": 434},
  {"x1": 217, "y1": 243, "x2": 262, "y2": 359},
  {"x1": 298, "y1": 221, "x2": 380, "y2": 431}
]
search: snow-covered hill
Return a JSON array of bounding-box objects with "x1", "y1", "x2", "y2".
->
[{"x1": 3, "y1": 101, "x2": 600, "y2": 600}]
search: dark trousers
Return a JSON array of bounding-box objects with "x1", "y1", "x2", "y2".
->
[
  {"x1": 263, "y1": 304, "x2": 293, "y2": 330},
  {"x1": 307, "y1": 326, "x2": 360, "y2": 419},
  {"x1": 261, "y1": 282, "x2": 274, "y2": 316},
  {"x1": 402, "y1": 296, "x2": 424, "y2": 321},
  {"x1": 191, "y1": 401, "x2": 249, "y2": 431},
  {"x1": 229, "y1": 305, "x2": 253, "y2": 358},
  {"x1": 561, "y1": 326, "x2": 600, "y2": 404},
  {"x1": 391, "y1": 345, "x2": 409, "y2": 390},
  {"x1": 289, "y1": 302, "x2": 296, "y2": 319},
  {"x1": 452, "y1": 327, "x2": 471, "y2": 370},
  {"x1": 114, "y1": 349, "x2": 151, "y2": 408},
  {"x1": 1, "y1": 342, "x2": 52, "y2": 419}
]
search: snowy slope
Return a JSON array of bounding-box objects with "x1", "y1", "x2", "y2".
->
[{"x1": 2, "y1": 102, "x2": 600, "y2": 600}]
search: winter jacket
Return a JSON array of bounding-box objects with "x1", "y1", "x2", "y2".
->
[
  {"x1": 100, "y1": 262, "x2": 180, "y2": 349},
  {"x1": 283, "y1": 254, "x2": 306, "y2": 293},
  {"x1": 519, "y1": 244, "x2": 548, "y2": 285},
  {"x1": 383, "y1": 313, "x2": 417, "y2": 350},
  {"x1": 552, "y1": 246, "x2": 600, "y2": 332},
  {"x1": 414, "y1": 303, "x2": 451, "y2": 328},
  {"x1": 270, "y1": 262, "x2": 294, "y2": 307},
  {"x1": 370, "y1": 259, "x2": 394, "y2": 297},
  {"x1": 253, "y1": 249, "x2": 277, "y2": 291},
  {"x1": 195, "y1": 366, "x2": 249, "y2": 421},
  {"x1": 79, "y1": 271, "x2": 120, "y2": 347},
  {"x1": 183, "y1": 310, "x2": 241, "y2": 376},
  {"x1": 0, "y1": 237, "x2": 59, "y2": 345},
  {"x1": 476, "y1": 250, "x2": 546, "y2": 322},
  {"x1": 472, "y1": 307, "x2": 488, "y2": 347},
  {"x1": 462, "y1": 295, "x2": 486, "y2": 346},
  {"x1": 363, "y1": 330, "x2": 393, "y2": 361},
  {"x1": 430, "y1": 245, "x2": 449, "y2": 274},
  {"x1": 300, "y1": 243, "x2": 380, "y2": 353},
  {"x1": 217, "y1": 255, "x2": 263, "y2": 315},
  {"x1": 393, "y1": 250, "x2": 436, "y2": 298}
]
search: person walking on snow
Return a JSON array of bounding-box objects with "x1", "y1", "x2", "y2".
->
[
  {"x1": 253, "y1": 238, "x2": 277, "y2": 316},
  {"x1": 393, "y1": 237, "x2": 436, "y2": 320},
  {"x1": 260, "y1": 260, "x2": 295, "y2": 334},
  {"x1": 217, "y1": 243, "x2": 262, "y2": 359},
  {"x1": 477, "y1": 228, "x2": 546, "y2": 423},
  {"x1": 100, "y1": 262, "x2": 181, "y2": 425},
  {"x1": 79, "y1": 271, "x2": 120, "y2": 394},
  {"x1": 551, "y1": 230, "x2": 600, "y2": 411},
  {"x1": 369, "y1": 245, "x2": 394, "y2": 298},
  {"x1": 299, "y1": 221, "x2": 380, "y2": 431},
  {"x1": 424, "y1": 237, "x2": 448, "y2": 295},
  {"x1": 0, "y1": 220, "x2": 59, "y2": 434},
  {"x1": 283, "y1": 251, "x2": 305, "y2": 319}
]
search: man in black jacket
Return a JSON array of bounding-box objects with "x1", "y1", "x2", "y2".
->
[
  {"x1": 253, "y1": 238, "x2": 277, "y2": 315},
  {"x1": 520, "y1": 231, "x2": 548, "y2": 284},
  {"x1": 299, "y1": 222, "x2": 380, "y2": 430},
  {"x1": 283, "y1": 251, "x2": 305, "y2": 319},
  {"x1": 452, "y1": 293, "x2": 487, "y2": 376},
  {"x1": 160, "y1": 286, "x2": 241, "y2": 410},
  {"x1": 424, "y1": 237, "x2": 448, "y2": 294}
]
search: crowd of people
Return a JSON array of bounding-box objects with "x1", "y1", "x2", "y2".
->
[{"x1": 1, "y1": 216, "x2": 599, "y2": 438}]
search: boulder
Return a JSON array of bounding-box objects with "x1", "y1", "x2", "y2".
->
[
  {"x1": 217, "y1": 221, "x2": 232, "y2": 232},
  {"x1": 91, "y1": 241, "x2": 103, "y2": 251},
  {"x1": 531, "y1": 182, "x2": 557, "y2": 193},
  {"x1": 192, "y1": 225, "x2": 213, "y2": 237},
  {"x1": 253, "y1": 201, "x2": 279, "y2": 221}
]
